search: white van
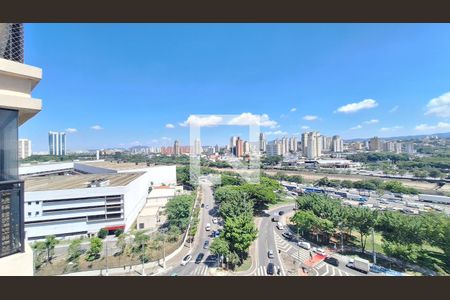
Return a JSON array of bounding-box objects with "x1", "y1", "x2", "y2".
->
[
  {"x1": 205, "y1": 223, "x2": 211, "y2": 231},
  {"x1": 276, "y1": 222, "x2": 284, "y2": 230},
  {"x1": 298, "y1": 241, "x2": 311, "y2": 250}
]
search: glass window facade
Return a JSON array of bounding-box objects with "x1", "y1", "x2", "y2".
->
[{"x1": 0, "y1": 108, "x2": 24, "y2": 257}]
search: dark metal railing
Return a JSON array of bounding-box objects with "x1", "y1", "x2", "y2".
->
[
  {"x1": 0, "y1": 179, "x2": 25, "y2": 258},
  {"x1": 0, "y1": 23, "x2": 24, "y2": 63}
]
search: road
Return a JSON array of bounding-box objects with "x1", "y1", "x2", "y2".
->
[
  {"x1": 159, "y1": 180, "x2": 221, "y2": 276},
  {"x1": 253, "y1": 204, "x2": 375, "y2": 276}
]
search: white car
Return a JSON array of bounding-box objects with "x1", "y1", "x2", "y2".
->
[
  {"x1": 181, "y1": 254, "x2": 192, "y2": 266},
  {"x1": 205, "y1": 223, "x2": 211, "y2": 231},
  {"x1": 276, "y1": 222, "x2": 284, "y2": 230},
  {"x1": 298, "y1": 241, "x2": 311, "y2": 250},
  {"x1": 212, "y1": 217, "x2": 218, "y2": 224},
  {"x1": 312, "y1": 247, "x2": 327, "y2": 256}
]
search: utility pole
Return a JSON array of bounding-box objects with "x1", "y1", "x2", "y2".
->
[
  {"x1": 162, "y1": 235, "x2": 166, "y2": 269},
  {"x1": 141, "y1": 240, "x2": 146, "y2": 276},
  {"x1": 105, "y1": 238, "x2": 109, "y2": 276},
  {"x1": 372, "y1": 227, "x2": 376, "y2": 265}
]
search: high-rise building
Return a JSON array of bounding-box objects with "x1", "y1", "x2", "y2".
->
[
  {"x1": 243, "y1": 141, "x2": 250, "y2": 155},
  {"x1": 235, "y1": 137, "x2": 244, "y2": 157},
  {"x1": 193, "y1": 138, "x2": 202, "y2": 155},
  {"x1": 282, "y1": 137, "x2": 289, "y2": 155},
  {"x1": 384, "y1": 141, "x2": 396, "y2": 152},
  {"x1": 404, "y1": 142, "x2": 415, "y2": 154},
  {"x1": 289, "y1": 137, "x2": 298, "y2": 152},
  {"x1": 331, "y1": 135, "x2": 343, "y2": 153},
  {"x1": 301, "y1": 132, "x2": 308, "y2": 156},
  {"x1": 173, "y1": 140, "x2": 181, "y2": 156},
  {"x1": 369, "y1": 137, "x2": 382, "y2": 152},
  {"x1": 306, "y1": 131, "x2": 322, "y2": 159},
  {"x1": 18, "y1": 139, "x2": 32, "y2": 159},
  {"x1": 321, "y1": 136, "x2": 332, "y2": 152},
  {"x1": 394, "y1": 142, "x2": 402, "y2": 154},
  {"x1": 0, "y1": 23, "x2": 42, "y2": 275},
  {"x1": 259, "y1": 132, "x2": 266, "y2": 152},
  {"x1": 48, "y1": 131, "x2": 66, "y2": 156},
  {"x1": 266, "y1": 141, "x2": 282, "y2": 156}
]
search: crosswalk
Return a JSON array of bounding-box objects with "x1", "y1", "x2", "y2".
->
[
  {"x1": 190, "y1": 265, "x2": 210, "y2": 276},
  {"x1": 255, "y1": 265, "x2": 268, "y2": 276},
  {"x1": 274, "y1": 232, "x2": 310, "y2": 263},
  {"x1": 315, "y1": 261, "x2": 353, "y2": 276}
]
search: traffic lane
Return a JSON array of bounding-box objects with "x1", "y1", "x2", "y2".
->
[{"x1": 256, "y1": 205, "x2": 295, "y2": 275}]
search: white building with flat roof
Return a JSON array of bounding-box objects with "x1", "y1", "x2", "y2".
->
[{"x1": 22, "y1": 161, "x2": 176, "y2": 240}]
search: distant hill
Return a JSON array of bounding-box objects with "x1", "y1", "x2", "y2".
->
[{"x1": 345, "y1": 132, "x2": 450, "y2": 143}]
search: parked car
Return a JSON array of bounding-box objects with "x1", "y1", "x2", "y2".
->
[
  {"x1": 268, "y1": 250, "x2": 274, "y2": 259},
  {"x1": 205, "y1": 204, "x2": 209, "y2": 209},
  {"x1": 276, "y1": 222, "x2": 284, "y2": 230},
  {"x1": 203, "y1": 240, "x2": 210, "y2": 249},
  {"x1": 205, "y1": 223, "x2": 211, "y2": 231},
  {"x1": 195, "y1": 253, "x2": 205, "y2": 264},
  {"x1": 267, "y1": 262, "x2": 275, "y2": 275},
  {"x1": 298, "y1": 241, "x2": 311, "y2": 250},
  {"x1": 282, "y1": 232, "x2": 293, "y2": 240},
  {"x1": 278, "y1": 210, "x2": 285, "y2": 216},
  {"x1": 324, "y1": 256, "x2": 339, "y2": 267},
  {"x1": 181, "y1": 254, "x2": 192, "y2": 266},
  {"x1": 272, "y1": 216, "x2": 280, "y2": 222},
  {"x1": 212, "y1": 217, "x2": 218, "y2": 224},
  {"x1": 201, "y1": 203, "x2": 204, "y2": 208}
]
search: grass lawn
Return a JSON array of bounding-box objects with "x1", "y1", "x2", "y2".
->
[
  {"x1": 349, "y1": 231, "x2": 385, "y2": 255},
  {"x1": 235, "y1": 256, "x2": 252, "y2": 272},
  {"x1": 268, "y1": 197, "x2": 296, "y2": 209}
]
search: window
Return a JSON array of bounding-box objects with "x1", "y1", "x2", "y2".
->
[
  {"x1": 28, "y1": 202, "x2": 31, "y2": 205},
  {"x1": 35, "y1": 201, "x2": 39, "y2": 205},
  {"x1": 139, "y1": 223, "x2": 144, "y2": 229},
  {"x1": 35, "y1": 211, "x2": 39, "y2": 216},
  {"x1": 28, "y1": 212, "x2": 31, "y2": 216}
]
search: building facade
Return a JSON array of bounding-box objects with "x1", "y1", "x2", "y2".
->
[
  {"x1": 48, "y1": 131, "x2": 66, "y2": 156},
  {"x1": 0, "y1": 23, "x2": 42, "y2": 275},
  {"x1": 18, "y1": 139, "x2": 32, "y2": 159}
]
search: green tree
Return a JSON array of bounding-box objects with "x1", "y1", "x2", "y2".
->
[
  {"x1": 347, "y1": 207, "x2": 378, "y2": 253},
  {"x1": 209, "y1": 237, "x2": 230, "y2": 265},
  {"x1": 222, "y1": 214, "x2": 257, "y2": 260},
  {"x1": 166, "y1": 194, "x2": 195, "y2": 231},
  {"x1": 67, "y1": 238, "x2": 82, "y2": 262},
  {"x1": 115, "y1": 233, "x2": 128, "y2": 255},
  {"x1": 97, "y1": 228, "x2": 108, "y2": 239},
  {"x1": 44, "y1": 235, "x2": 59, "y2": 263},
  {"x1": 32, "y1": 241, "x2": 47, "y2": 269},
  {"x1": 86, "y1": 237, "x2": 103, "y2": 261}
]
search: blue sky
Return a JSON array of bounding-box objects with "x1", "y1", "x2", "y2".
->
[{"x1": 21, "y1": 23, "x2": 450, "y2": 152}]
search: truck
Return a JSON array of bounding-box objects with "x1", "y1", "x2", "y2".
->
[
  {"x1": 418, "y1": 194, "x2": 450, "y2": 205},
  {"x1": 347, "y1": 256, "x2": 371, "y2": 273}
]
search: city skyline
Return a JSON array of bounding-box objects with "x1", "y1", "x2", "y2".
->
[{"x1": 19, "y1": 23, "x2": 450, "y2": 151}]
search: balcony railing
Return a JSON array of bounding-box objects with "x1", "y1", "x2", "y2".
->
[
  {"x1": 0, "y1": 23, "x2": 24, "y2": 63},
  {"x1": 0, "y1": 179, "x2": 25, "y2": 258}
]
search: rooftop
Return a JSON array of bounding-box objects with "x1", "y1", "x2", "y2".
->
[
  {"x1": 25, "y1": 172, "x2": 145, "y2": 192},
  {"x1": 79, "y1": 160, "x2": 167, "y2": 171}
]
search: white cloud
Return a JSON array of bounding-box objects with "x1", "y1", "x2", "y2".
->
[
  {"x1": 265, "y1": 130, "x2": 288, "y2": 136},
  {"x1": 165, "y1": 123, "x2": 175, "y2": 129},
  {"x1": 303, "y1": 115, "x2": 318, "y2": 121},
  {"x1": 336, "y1": 99, "x2": 378, "y2": 114},
  {"x1": 350, "y1": 125, "x2": 363, "y2": 130},
  {"x1": 389, "y1": 105, "x2": 399, "y2": 113},
  {"x1": 65, "y1": 128, "x2": 77, "y2": 133},
  {"x1": 301, "y1": 125, "x2": 309, "y2": 130},
  {"x1": 425, "y1": 92, "x2": 450, "y2": 118},
  {"x1": 380, "y1": 126, "x2": 402, "y2": 132},
  {"x1": 228, "y1": 113, "x2": 278, "y2": 128},
  {"x1": 290, "y1": 107, "x2": 297, "y2": 112},
  {"x1": 161, "y1": 137, "x2": 172, "y2": 141},
  {"x1": 415, "y1": 122, "x2": 450, "y2": 131},
  {"x1": 179, "y1": 115, "x2": 223, "y2": 127},
  {"x1": 363, "y1": 119, "x2": 379, "y2": 125},
  {"x1": 91, "y1": 125, "x2": 103, "y2": 130}
]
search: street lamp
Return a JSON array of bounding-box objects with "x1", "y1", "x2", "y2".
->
[
  {"x1": 372, "y1": 227, "x2": 377, "y2": 265},
  {"x1": 105, "y1": 237, "x2": 109, "y2": 276}
]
